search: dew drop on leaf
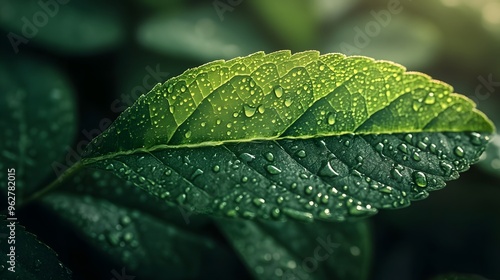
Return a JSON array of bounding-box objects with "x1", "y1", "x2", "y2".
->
[
  {"x1": 239, "y1": 152, "x2": 256, "y2": 162},
  {"x1": 296, "y1": 150, "x2": 307, "y2": 158},
  {"x1": 319, "y1": 161, "x2": 339, "y2": 177},
  {"x1": 274, "y1": 86, "x2": 284, "y2": 98},
  {"x1": 243, "y1": 104, "x2": 257, "y2": 117},
  {"x1": 212, "y1": 165, "x2": 220, "y2": 173},
  {"x1": 252, "y1": 198, "x2": 265, "y2": 207},
  {"x1": 413, "y1": 171, "x2": 428, "y2": 188},
  {"x1": 327, "y1": 113, "x2": 336, "y2": 125},
  {"x1": 454, "y1": 146, "x2": 465, "y2": 157},
  {"x1": 264, "y1": 152, "x2": 274, "y2": 162},
  {"x1": 424, "y1": 92, "x2": 436, "y2": 104}
]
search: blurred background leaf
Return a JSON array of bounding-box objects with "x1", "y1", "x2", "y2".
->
[
  {"x1": 0, "y1": 53, "x2": 76, "y2": 203},
  {"x1": 218, "y1": 219, "x2": 371, "y2": 280},
  {"x1": 1, "y1": 0, "x2": 499, "y2": 279},
  {"x1": 0, "y1": 0, "x2": 125, "y2": 55}
]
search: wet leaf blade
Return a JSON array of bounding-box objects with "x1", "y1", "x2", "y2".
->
[
  {"x1": 88, "y1": 131, "x2": 490, "y2": 222},
  {"x1": 79, "y1": 51, "x2": 494, "y2": 222}
]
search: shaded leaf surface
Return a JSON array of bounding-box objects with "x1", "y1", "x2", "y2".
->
[
  {"x1": 218, "y1": 218, "x2": 370, "y2": 280},
  {"x1": 0, "y1": 55, "x2": 76, "y2": 201},
  {"x1": 0, "y1": 216, "x2": 72, "y2": 280},
  {"x1": 79, "y1": 51, "x2": 493, "y2": 222},
  {"x1": 89, "y1": 131, "x2": 490, "y2": 222}
]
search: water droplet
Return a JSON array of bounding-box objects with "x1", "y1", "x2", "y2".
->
[
  {"x1": 327, "y1": 113, "x2": 336, "y2": 125},
  {"x1": 417, "y1": 141, "x2": 427, "y2": 150},
  {"x1": 439, "y1": 161, "x2": 454, "y2": 176},
  {"x1": 304, "y1": 185, "x2": 313, "y2": 195},
  {"x1": 239, "y1": 153, "x2": 256, "y2": 162},
  {"x1": 319, "y1": 209, "x2": 331, "y2": 219},
  {"x1": 258, "y1": 105, "x2": 265, "y2": 114},
  {"x1": 184, "y1": 131, "x2": 192, "y2": 139},
  {"x1": 274, "y1": 86, "x2": 284, "y2": 98},
  {"x1": 177, "y1": 194, "x2": 186, "y2": 204},
  {"x1": 226, "y1": 209, "x2": 237, "y2": 217},
  {"x1": 424, "y1": 92, "x2": 436, "y2": 104},
  {"x1": 344, "y1": 140, "x2": 351, "y2": 147},
  {"x1": 106, "y1": 232, "x2": 121, "y2": 247},
  {"x1": 271, "y1": 208, "x2": 281, "y2": 218},
  {"x1": 253, "y1": 198, "x2": 265, "y2": 207},
  {"x1": 123, "y1": 232, "x2": 134, "y2": 243},
  {"x1": 412, "y1": 101, "x2": 422, "y2": 111},
  {"x1": 282, "y1": 208, "x2": 313, "y2": 222},
  {"x1": 390, "y1": 168, "x2": 403, "y2": 182},
  {"x1": 379, "y1": 186, "x2": 393, "y2": 194},
  {"x1": 212, "y1": 165, "x2": 220, "y2": 172},
  {"x1": 348, "y1": 205, "x2": 377, "y2": 216},
  {"x1": 404, "y1": 134, "x2": 413, "y2": 143},
  {"x1": 191, "y1": 168, "x2": 204, "y2": 180},
  {"x1": 284, "y1": 99, "x2": 293, "y2": 107},
  {"x1": 412, "y1": 152, "x2": 421, "y2": 161},
  {"x1": 454, "y1": 146, "x2": 465, "y2": 157},
  {"x1": 266, "y1": 165, "x2": 281, "y2": 175},
  {"x1": 120, "y1": 216, "x2": 131, "y2": 226},
  {"x1": 319, "y1": 161, "x2": 339, "y2": 177},
  {"x1": 265, "y1": 152, "x2": 274, "y2": 162},
  {"x1": 296, "y1": 150, "x2": 306, "y2": 158},
  {"x1": 470, "y1": 132, "x2": 482, "y2": 145},
  {"x1": 375, "y1": 143, "x2": 384, "y2": 154},
  {"x1": 243, "y1": 104, "x2": 257, "y2": 117},
  {"x1": 413, "y1": 171, "x2": 428, "y2": 188},
  {"x1": 398, "y1": 143, "x2": 408, "y2": 154}
]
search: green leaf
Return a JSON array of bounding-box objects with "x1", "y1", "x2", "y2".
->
[
  {"x1": 0, "y1": 216, "x2": 72, "y2": 280},
  {"x1": 79, "y1": 50, "x2": 494, "y2": 222},
  {"x1": 0, "y1": 55, "x2": 76, "y2": 202},
  {"x1": 218, "y1": 219, "x2": 371, "y2": 280},
  {"x1": 41, "y1": 168, "x2": 214, "y2": 279}
]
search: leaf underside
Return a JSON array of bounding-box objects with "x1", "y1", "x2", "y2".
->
[
  {"x1": 80, "y1": 50, "x2": 494, "y2": 222},
  {"x1": 91, "y1": 131, "x2": 489, "y2": 222}
]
